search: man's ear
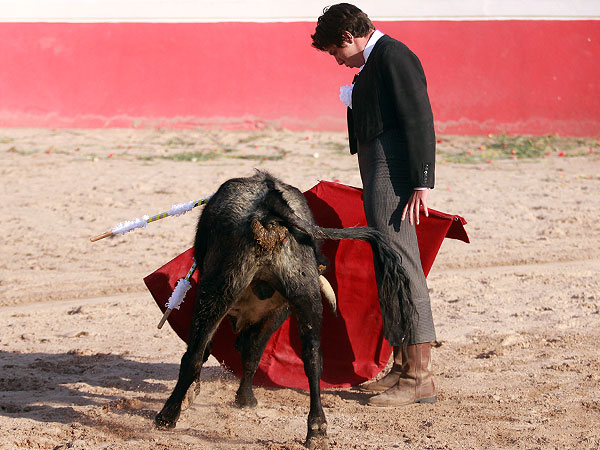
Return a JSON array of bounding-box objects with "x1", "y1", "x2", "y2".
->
[{"x1": 342, "y1": 31, "x2": 354, "y2": 44}]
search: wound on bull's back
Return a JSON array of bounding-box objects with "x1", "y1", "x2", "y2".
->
[{"x1": 251, "y1": 219, "x2": 288, "y2": 252}]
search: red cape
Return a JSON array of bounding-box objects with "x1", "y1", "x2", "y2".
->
[{"x1": 144, "y1": 181, "x2": 468, "y2": 390}]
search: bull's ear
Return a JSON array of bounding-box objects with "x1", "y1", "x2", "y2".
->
[{"x1": 317, "y1": 252, "x2": 331, "y2": 272}]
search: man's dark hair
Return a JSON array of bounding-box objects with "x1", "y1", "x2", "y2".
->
[{"x1": 311, "y1": 3, "x2": 375, "y2": 51}]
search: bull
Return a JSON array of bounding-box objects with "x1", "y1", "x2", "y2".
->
[{"x1": 154, "y1": 171, "x2": 414, "y2": 448}]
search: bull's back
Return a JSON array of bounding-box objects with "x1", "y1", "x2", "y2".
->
[
  {"x1": 194, "y1": 171, "x2": 317, "y2": 265},
  {"x1": 203, "y1": 172, "x2": 313, "y2": 227},
  {"x1": 205, "y1": 177, "x2": 267, "y2": 224}
]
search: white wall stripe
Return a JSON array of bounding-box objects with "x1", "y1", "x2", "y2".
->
[{"x1": 1, "y1": 0, "x2": 599, "y2": 22}]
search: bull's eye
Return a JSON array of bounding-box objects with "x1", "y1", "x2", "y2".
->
[{"x1": 301, "y1": 272, "x2": 306, "y2": 277}]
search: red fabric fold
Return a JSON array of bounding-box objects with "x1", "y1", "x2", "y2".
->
[{"x1": 144, "y1": 181, "x2": 468, "y2": 390}]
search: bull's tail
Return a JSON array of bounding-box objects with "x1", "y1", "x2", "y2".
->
[{"x1": 285, "y1": 211, "x2": 415, "y2": 346}]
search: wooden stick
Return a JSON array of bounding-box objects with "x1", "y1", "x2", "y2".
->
[
  {"x1": 90, "y1": 231, "x2": 114, "y2": 242},
  {"x1": 157, "y1": 309, "x2": 173, "y2": 329},
  {"x1": 90, "y1": 196, "x2": 211, "y2": 243}
]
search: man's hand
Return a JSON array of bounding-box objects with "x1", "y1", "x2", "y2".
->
[{"x1": 401, "y1": 189, "x2": 429, "y2": 225}]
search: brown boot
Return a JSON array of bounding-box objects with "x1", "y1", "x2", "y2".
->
[
  {"x1": 361, "y1": 346, "x2": 403, "y2": 392},
  {"x1": 368, "y1": 342, "x2": 436, "y2": 407}
]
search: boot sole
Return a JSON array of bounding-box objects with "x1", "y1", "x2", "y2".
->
[{"x1": 368, "y1": 395, "x2": 437, "y2": 408}]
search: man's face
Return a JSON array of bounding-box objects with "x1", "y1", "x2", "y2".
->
[{"x1": 326, "y1": 38, "x2": 365, "y2": 68}]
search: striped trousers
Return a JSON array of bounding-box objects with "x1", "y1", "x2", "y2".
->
[{"x1": 357, "y1": 128, "x2": 436, "y2": 346}]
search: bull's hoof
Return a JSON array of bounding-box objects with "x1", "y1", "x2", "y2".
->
[
  {"x1": 305, "y1": 435, "x2": 328, "y2": 450},
  {"x1": 154, "y1": 412, "x2": 177, "y2": 429},
  {"x1": 235, "y1": 390, "x2": 258, "y2": 408},
  {"x1": 305, "y1": 422, "x2": 328, "y2": 449}
]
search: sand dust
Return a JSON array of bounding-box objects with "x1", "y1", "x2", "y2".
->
[{"x1": 1, "y1": 128, "x2": 599, "y2": 449}]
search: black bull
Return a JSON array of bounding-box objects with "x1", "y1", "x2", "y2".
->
[{"x1": 155, "y1": 171, "x2": 414, "y2": 448}]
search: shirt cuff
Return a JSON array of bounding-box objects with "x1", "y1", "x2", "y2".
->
[{"x1": 414, "y1": 187, "x2": 429, "y2": 191}]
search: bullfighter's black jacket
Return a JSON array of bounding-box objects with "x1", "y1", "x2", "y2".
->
[{"x1": 348, "y1": 34, "x2": 436, "y2": 189}]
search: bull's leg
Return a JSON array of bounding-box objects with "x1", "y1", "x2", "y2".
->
[
  {"x1": 234, "y1": 306, "x2": 291, "y2": 408},
  {"x1": 154, "y1": 281, "x2": 233, "y2": 429},
  {"x1": 180, "y1": 343, "x2": 212, "y2": 411},
  {"x1": 286, "y1": 281, "x2": 328, "y2": 449}
]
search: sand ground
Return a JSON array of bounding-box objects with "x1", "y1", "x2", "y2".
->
[{"x1": 1, "y1": 128, "x2": 599, "y2": 449}]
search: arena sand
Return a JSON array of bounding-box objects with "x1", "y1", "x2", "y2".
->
[{"x1": 1, "y1": 128, "x2": 599, "y2": 449}]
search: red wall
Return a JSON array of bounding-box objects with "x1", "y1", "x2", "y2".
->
[{"x1": 0, "y1": 21, "x2": 598, "y2": 135}]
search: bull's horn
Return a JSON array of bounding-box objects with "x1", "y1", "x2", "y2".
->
[{"x1": 319, "y1": 275, "x2": 337, "y2": 316}]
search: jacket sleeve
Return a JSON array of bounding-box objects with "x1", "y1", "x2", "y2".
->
[{"x1": 379, "y1": 44, "x2": 436, "y2": 189}]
